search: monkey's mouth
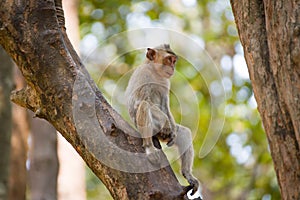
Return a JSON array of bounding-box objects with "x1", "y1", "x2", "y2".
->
[{"x1": 166, "y1": 71, "x2": 174, "y2": 76}]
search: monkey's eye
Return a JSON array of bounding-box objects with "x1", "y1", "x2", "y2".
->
[{"x1": 167, "y1": 56, "x2": 176, "y2": 65}]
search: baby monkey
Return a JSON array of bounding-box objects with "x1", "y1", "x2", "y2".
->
[{"x1": 125, "y1": 44, "x2": 199, "y2": 195}]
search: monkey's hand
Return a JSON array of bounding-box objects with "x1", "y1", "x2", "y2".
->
[{"x1": 145, "y1": 146, "x2": 161, "y2": 165}]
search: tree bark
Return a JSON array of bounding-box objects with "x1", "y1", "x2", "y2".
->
[
  {"x1": 0, "y1": 1, "x2": 188, "y2": 199},
  {"x1": 230, "y1": 0, "x2": 300, "y2": 199},
  {"x1": 57, "y1": 0, "x2": 86, "y2": 199},
  {"x1": 8, "y1": 67, "x2": 29, "y2": 200},
  {"x1": 0, "y1": 46, "x2": 13, "y2": 200}
]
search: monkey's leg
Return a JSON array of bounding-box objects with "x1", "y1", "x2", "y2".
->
[
  {"x1": 136, "y1": 101, "x2": 161, "y2": 164},
  {"x1": 136, "y1": 101, "x2": 154, "y2": 147},
  {"x1": 175, "y1": 125, "x2": 199, "y2": 195},
  {"x1": 150, "y1": 105, "x2": 175, "y2": 145}
]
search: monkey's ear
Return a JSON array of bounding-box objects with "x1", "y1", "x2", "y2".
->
[{"x1": 146, "y1": 48, "x2": 156, "y2": 61}]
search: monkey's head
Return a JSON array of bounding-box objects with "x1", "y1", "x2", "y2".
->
[{"x1": 146, "y1": 44, "x2": 178, "y2": 78}]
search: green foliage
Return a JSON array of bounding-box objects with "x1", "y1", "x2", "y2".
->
[{"x1": 79, "y1": 0, "x2": 280, "y2": 199}]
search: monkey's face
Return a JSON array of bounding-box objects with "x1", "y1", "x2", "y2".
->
[
  {"x1": 161, "y1": 54, "x2": 177, "y2": 78},
  {"x1": 147, "y1": 47, "x2": 177, "y2": 79}
]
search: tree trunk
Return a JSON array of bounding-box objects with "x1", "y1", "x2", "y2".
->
[
  {"x1": 0, "y1": 1, "x2": 188, "y2": 199},
  {"x1": 57, "y1": 1, "x2": 86, "y2": 200},
  {"x1": 0, "y1": 46, "x2": 13, "y2": 200},
  {"x1": 8, "y1": 67, "x2": 29, "y2": 200},
  {"x1": 230, "y1": 0, "x2": 300, "y2": 199},
  {"x1": 29, "y1": 114, "x2": 58, "y2": 200}
]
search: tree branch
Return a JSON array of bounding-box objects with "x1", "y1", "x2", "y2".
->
[
  {"x1": 10, "y1": 86, "x2": 41, "y2": 116},
  {"x1": 0, "y1": 0, "x2": 189, "y2": 199},
  {"x1": 54, "y1": 0, "x2": 65, "y2": 28}
]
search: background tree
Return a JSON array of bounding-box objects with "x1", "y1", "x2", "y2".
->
[
  {"x1": 9, "y1": 67, "x2": 29, "y2": 200},
  {"x1": 0, "y1": 47, "x2": 13, "y2": 200},
  {"x1": 28, "y1": 114, "x2": 58, "y2": 200},
  {"x1": 230, "y1": 0, "x2": 300, "y2": 199}
]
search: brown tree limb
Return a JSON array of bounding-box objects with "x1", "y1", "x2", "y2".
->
[
  {"x1": 230, "y1": 0, "x2": 300, "y2": 199},
  {"x1": 0, "y1": 0, "x2": 189, "y2": 199},
  {"x1": 11, "y1": 86, "x2": 39, "y2": 113}
]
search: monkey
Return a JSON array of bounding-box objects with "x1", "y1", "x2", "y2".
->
[{"x1": 125, "y1": 44, "x2": 200, "y2": 195}]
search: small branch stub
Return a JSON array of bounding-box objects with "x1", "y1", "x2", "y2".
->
[{"x1": 10, "y1": 86, "x2": 39, "y2": 113}]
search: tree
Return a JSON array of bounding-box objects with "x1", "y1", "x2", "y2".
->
[
  {"x1": 230, "y1": 0, "x2": 300, "y2": 199},
  {"x1": 9, "y1": 67, "x2": 29, "y2": 200},
  {"x1": 28, "y1": 114, "x2": 58, "y2": 200},
  {"x1": 0, "y1": 47, "x2": 13, "y2": 200},
  {"x1": 0, "y1": 1, "x2": 192, "y2": 199},
  {"x1": 57, "y1": 0, "x2": 86, "y2": 199}
]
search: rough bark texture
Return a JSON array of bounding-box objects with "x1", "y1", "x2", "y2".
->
[
  {"x1": 57, "y1": 0, "x2": 86, "y2": 199},
  {"x1": 0, "y1": 1, "x2": 188, "y2": 199},
  {"x1": 0, "y1": 46, "x2": 13, "y2": 200},
  {"x1": 230, "y1": 0, "x2": 300, "y2": 199},
  {"x1": 8, "y1": 67, "x2": 29, "y2": 200}
]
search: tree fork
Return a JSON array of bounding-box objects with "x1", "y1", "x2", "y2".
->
[{"x1": 0, "y1": 0, "x2": 190, "y2": 199}]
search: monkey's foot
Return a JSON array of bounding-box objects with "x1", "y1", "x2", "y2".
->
[
  {"x1": 183, "y1": 177, "x2": 199, "y2": 196},
  {"x1": 182, "y1": 184, "x2": 202, "y2": 200},
  {"x1": 166, "y1": 140, "x2": 174, "y2": 147},
  {"x1": 145, "y1": 147, "x2": 161, "y2": 165},
  {"x1": 181, "y1": 185, "x2": 203, "y2": 200},
  {"x1": 166, "y1": 132, "x2": 176, "y2": 147},
  {"x1": 166, "y1": 137, "x2": 175, "y2": 147}
]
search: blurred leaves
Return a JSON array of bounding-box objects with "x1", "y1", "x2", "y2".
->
[{"x1": 78, "y1": 0, "x2": 280, "y2": 199}]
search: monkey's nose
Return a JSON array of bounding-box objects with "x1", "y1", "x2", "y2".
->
[{"x1": 172, "y1": 58, "x2": 177, "y2": 64}]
